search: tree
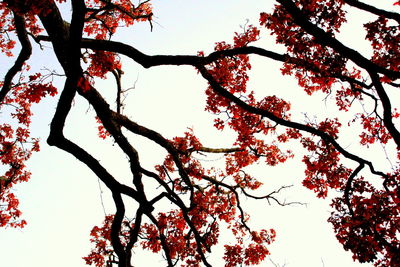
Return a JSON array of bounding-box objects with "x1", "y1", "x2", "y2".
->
[{"x1": 0, "y1": 0, "x2": 399, "y2": 266}]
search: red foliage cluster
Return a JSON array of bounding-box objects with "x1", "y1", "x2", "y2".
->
[
  {"x1": 259, "y1": 2, "x2": 400, "y2": 265},
  {"x1": 83, "y1": 215, "x2": 116, "y2": 267},
  {"x1": 329, "y1": 172, "x2": 400, "y2": 266},
  {"x1": 0, "y1": 3, "x2": 16, "y2": 57},
  {"x1": 300, "y1": 119, "x2": 351, "y2": 198},
  {"x1": 1, "y1": 71, "x2": 57, "y2": 228},
  {"x1": 95, "y1": 116, "x2": 111, "y2": 139},
  {"x1": 204, "y1": 27, "x2": 294, "y2": 178},
  {"x1": 223, "y1": 228, "x2": 275, "y2": 267},
  {"x1": 260, "y1": 0, "x2": 347, "y2": 95},
  {"x1": 86, "y1": 51, "x2": 121, "y2": 79},
  {"x1": 87, "y1": 206, "x2": 276, "y2": 267},
  {"x1": 365, "y1": 16, "x2": 400, "y2": 73},
  {"x1": 358, "y1": 114, "x2": 392, "y2": 146},
  {"x1": 149, "y1": 127, "x2": 277, "y2": 266},
  {"x1": 84, "y1": 0, "x2": 152, "y2": 40}
]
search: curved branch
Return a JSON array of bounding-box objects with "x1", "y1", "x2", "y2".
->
[
  {"x1": 369, "y1": 71, "x2": 400, "y2": 148},
  {"x1": 80, "y1": 37, "x2": 389, "y2": 95},
  {"x1": 125, "y1": 208, "x2": 143, "y2": 258},
  {"x1": 79, "y1": 83, "x2": 197, "y2": 206},
  {"x1": 77, "y1": 79, "x2": 215, "y2": 265},
  {"x1": 111, "y1": 192, "x2": 129, "y2": 267},
  {"x1": 37, "y1": 35, "x2": 376, "y2": 90},
  {"x1": 40, "y1": 0, "x2": 143, "y2": 208},
  {"x1": 80, "y1": 38, "x2": 286, "y2": 68},
  {"x1": 196, "y1": 65, "x2": 388, "y2": 179},
  {"x1": 344, "y1": 163, "x2": 365, "y2": 216}
]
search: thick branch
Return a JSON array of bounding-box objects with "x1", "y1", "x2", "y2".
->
[
  {"x1": 126, "y1": 208, "x2": 143, "y2": 256},
  {"x1": 369, "y1": 71, "x2": 400, "y2": 148},
  {"x1": 344, "y1": 0, "x2": 400, "y2": 24},
  {"x1": 111, "y1": 192, "x2": 129, "y2": 267},
  {"x1": 37, "y1": 35, "x2": 375, "y2": 89},
  {"x1": 79, "y1": 37, "x2": 390, "y2": 94},
  {"x1": 41, "y1": 0, "x2": 84, "y2": 140},
  {"x1": 79, "y1": 38, "x2": 286, "y2": 68},
  {"x1": 40, "y1": 0, "x2": 142, "y2": 208},
  {"x1": 344, "y1": 163, "x2": 365, "y2": 216},
  {"x1": 38, "y1": 1, "x2": 70, "y2": 70},
  {"x1": 111, "y1": 69, "x2": 123, "y2": 114}
]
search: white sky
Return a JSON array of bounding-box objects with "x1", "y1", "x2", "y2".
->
[{"x1": 2, "y1": 0, "x2": 397, "y2": 266}]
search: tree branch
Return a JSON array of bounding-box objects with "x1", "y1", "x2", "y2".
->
[
  {"x1": 36, "y1": 35, "x2": 376, "y2": 90},
  {"x1": 344, "y1": 0, "x2": 400, "y2": 24},
  {"x1": 196, "y1": 65, "x2": 388, "y2": 179},
  {"x1": 368, "y1": 71, "x2": 400, "y2": 148},
  {"x1": 111, "y1": 192, "x2": 129, "y2": 267},
  {"x1": 80, "y1": 38, "x2": 286, "y2": 68},
  {"x1": 344, "y1": 163, "x2": 364, "y2": 216}
]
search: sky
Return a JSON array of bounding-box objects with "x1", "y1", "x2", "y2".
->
[{"x1": 1, "y1": 0, "x2": 395, "y2": 266}]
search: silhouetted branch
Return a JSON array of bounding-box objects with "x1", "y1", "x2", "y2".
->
[
  {"x1": 343, "y1": 0, "x2": 400, "y2": 24},
  {"x1": 196, "y1": 64, "x2": 388, "y2": 179}
]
